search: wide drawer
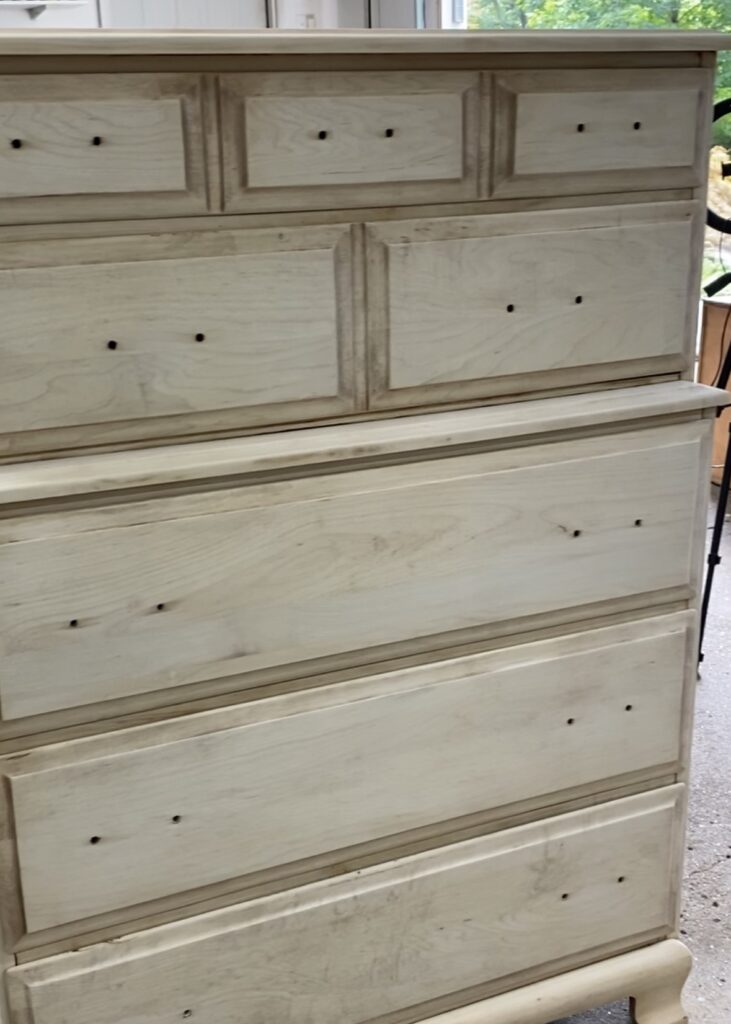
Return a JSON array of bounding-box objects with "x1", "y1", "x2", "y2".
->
[
  {"x1": 0, "y1": 417, "x2": 705, "y2": 726},
  {"x1": 6, "y1": 788, "x2": 683, "y2": 1024},
  {"x1": 366, "y1": 202, "x2": 696, "y2": 410},
  {"x1": 493, "y1": 68, "x2": 709, "y2": 198},
  {"x1": 219, "y1": 71, "x2": 480, "y2": 212},
  {"x1": 0, "y1": 613, "x2": 689, "y2": 937},
  {"x1": 0, "y1": 74, "x2": 207, "y2": 223},
  {"x1": 0, "y1": 224, "x2": 356, "y2": 453}
]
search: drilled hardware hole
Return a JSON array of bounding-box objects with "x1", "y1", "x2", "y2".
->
[
  {"x1": 107, "y1": 340, "x2": 118, "y2": 350},
  {"x1": 572, "y1": 529, "x2": 582, "y2": 538},
  {"x1": 618, "y1": 876, "x2": 626, "y2": 883},
  {"x1": 566, "y1": 718, "x2": 575, "y2": 725},
  {"x1": 91, "y1": 136, "x2": 103, "y2": 146},
  {"x1": 10, "y1": 138, "x2": 22, "y2": 149},
  {"x1": 156, "y1": 603, "x2": 166, "y2": 612},
  {"x1": 561, "y1": 892, "x2": 570, "y2": 900},
  {"x1": 575, "y1": 295, "x2": 583, "y2": 304},
  {"x1": 171, "y1": 814, "x2": 182, "y2": 824},
  {"x1": 576, "y1": 123, "x2": 585, "y2": 132},
  {"x1": 89, "y1": 836, "x2": 101, "y2": 845},
  {"x1": 195, "y1": 333, "x2": 205, "y2": 342},
  {"x1": 634, "y1": 518, "x2": 643, "y2": 527},
  {"x1": 69, "y1": 618, "x2": 79, "y2": 628},
  {"x1": 384, "y1": 128, "x2": 395, "y2": 137},
  {"x1": 318, "y1": 130, "x2": 328, "y2": 140},
  {"x1": 625, "y1": 704, "x2": 633, "y2": 712},
  {"x1": 633, "y1": 121, "x2": 642, "y2": 130},
  {"x1": 506, "y1": 304, "x2": 515, "y2": 312},
  {"x1": 182, "y1": 1012, "x2": 192, "y2": 1020}
]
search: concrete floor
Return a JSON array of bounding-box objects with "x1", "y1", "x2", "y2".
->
[{"x1": 554, "y1": 491, "x2": 731, "y2": 1024}]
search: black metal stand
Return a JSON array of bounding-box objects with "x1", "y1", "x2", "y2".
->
[{"x1": 698, "y1": 338, "x2": 731, "y2": 663}]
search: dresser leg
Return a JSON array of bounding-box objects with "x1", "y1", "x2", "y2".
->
[{"x1": 628, "y1": 941, "x2": 691, "y2": 1024}]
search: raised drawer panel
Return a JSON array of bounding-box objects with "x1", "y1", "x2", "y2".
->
[
  {"x1": 6, "y1": 788, "x2": 683, "y2": 1024},
  {"x1": 0, "y1": 225, "x2": 356, "y2": 453},
  {"x1": 366, "y1": 203, "x2": 695, "y2": 410},
  {"x1": 220, "y1": 72, "x2": 480, "y2": 212},
  {"x1": 0, "y1": 421, "x2": 703, "y2": 724},
  {"x1": 0, "y1": 75, "x2": 207, "y2": 223},
  {"x1": 493, "y1": 68, "x2": 709, "y2": 198},
  {"x1": 2, "y1": 614, "x2": 689, "y2": 935}
]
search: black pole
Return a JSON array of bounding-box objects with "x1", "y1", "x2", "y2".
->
[{"x1": 699, "y1": 419, "x2": 731, "y2": 662}]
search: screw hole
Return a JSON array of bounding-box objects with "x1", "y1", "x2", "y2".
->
[
  {"x1": 625, "y1": 704, "x2": 633, "y2": 712},
  {"x1": 634, "y1": 518, "x2": 643, "y2": 527},
  {"x1": 171, "y1": 814, "x2": 182, "y2": 824},
  {"x1": 89, "y1": 836, "x2": 101, "y2": 845},
  {"x1": 318, "y1": 130, "x2": 328, "y2": 140},
  {"x1": 182, "y1": 1012, "x2": 192, "y2": 1020},
  {"x1": 633, "y1": 121, "x2": 642, "y2": 130},
  {"x1": 107, "y1": 340, "x2": 118, "y2": 351},
  {"x1": 618, "y1": 875, "x2": 626, "y2": 883},
  {"x1": 566, "y1": 717, "x2": 575, "y2": 725},
  {"x1": 577, "y1": 123, "x2": 585, "y2": 133},
  {"x1": 572, "y1": 529, "x2": 582, "y2": 538},
  {"x1": 575, "y1": 295, "x2": 583, "y2": 304},
  {"x1": 69, "y1": 618, "x2": 79, "y2": 628},
  {"x1": 195, "y1": 332, "x2": 205, "y2": 342},
  {"x1": 156, "y1": 603, "x2": 166, "y2": 612},
  {"x1": 10, "y1": 138, "x2": 23, "y2": 149},
  {"x1": 561, "y1": 892, "x2": 570, "y2": 900},
  {"x1": 91, "y1": 136, "x2": 103, "y2": 146},
  {"x1": 384, "y1": 128, "x2": 395, "y2": 138},
  {"x1": 506, "y1": 303, "x2": 515, "y2": 312}
]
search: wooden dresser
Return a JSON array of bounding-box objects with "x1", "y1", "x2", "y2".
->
[{"x1": 0, "y1": 29, "x2": 729, "y2": 1024}]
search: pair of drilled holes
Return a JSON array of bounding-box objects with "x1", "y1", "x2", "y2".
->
[
  {"x1": 89, "y1": 814, "x2": 181, "y2": 845},
  {"x1": 107, "y1": 335, "x2": 204, "y2": 350},
  {"x1": 566, "y1": 705, "x2": 633, "y2": 726},
  {"x1": 10, "y1": 136, "x2": 104, "y2": 148},
  {"x1": 576, "y1": 122, "x2": 641, "y2": 132},
  {"x1": 506, "y1": 297, "x2": 583, "y2": 312},
  {"x1": 562, "y1": 877, "x2": 626, "y2": 900},
  {"x1": 317, "y1": 128, "x2": 395, "y2": 139},
  {"x1": 571, "y1": 519, "x2": 643, "y2": 539},
  {"x1": 69, "y1": 603, "x2": 165, "y2": 628}
]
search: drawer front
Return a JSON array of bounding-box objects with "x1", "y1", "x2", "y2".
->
[
  {"x1": 4, "y1": 614, "x2": 689, "y2": 934},
  {"x1": 6, "y1": 788, "x2": 683, "y2": 1024},
  {"x1": 0, "y1": 421, "x2": 703, "y2": 724},
  {"x1": 0, "y1": 225, "x2": 355, "y2": 452},
  {"x1": 220, "y1": 72, "x2": 480, "y2": 212},
  {"x1": 493, "y1": 69, "x2": 709, "y2": 198},
  {"x1": 0, "y1": 75, "x2": 207, "y2": 223},
  {"x1": 367, "y1": 202, "x2": 695, "y2": 410}
]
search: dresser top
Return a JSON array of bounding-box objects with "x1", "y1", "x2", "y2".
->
[{"x1": 0, "y1": 29, "x2": 728, "y2": 57}]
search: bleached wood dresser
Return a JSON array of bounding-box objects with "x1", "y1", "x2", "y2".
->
[{"x1": 0, "y1": 28, "x2": 729, "y2": 1024}]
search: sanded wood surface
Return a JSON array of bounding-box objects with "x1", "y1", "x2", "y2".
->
[{"x1": 5, "y1": 789, "x2": 683, "y2": 1024}]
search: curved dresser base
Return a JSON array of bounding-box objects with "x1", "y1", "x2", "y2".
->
[{"x1": 423, "y1": 941, "x2": 692, "y2": 1024}]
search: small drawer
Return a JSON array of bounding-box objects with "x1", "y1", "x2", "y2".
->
[
  {"x1": 366, "y1": 202, "x2": 696, "y2": 410},
  {"x1": 0, "y1": 74, "x2": 208, "y2": 223},
  {"x1": 493, "y1": 68, "x2": 710, "y2": 198},
  {"x1": 6, "y1": 787, "x2": 683, "y2": 1024},
  {"x1": 0, "y1": 614, "x2": 689, "y2": 936},
  {"x1": 220, "y1": 71, "x2": 480, "y2": 212},
  {"x1": 0, "y1": 419, "x2": 703, "y2": 726},
  {"x1": 0, "y1": 224, "x2": 356, "y2": 454}
]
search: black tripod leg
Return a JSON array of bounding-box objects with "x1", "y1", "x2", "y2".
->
[{"x1": 699, "y1": 419, "x2": 731, "y2": 663}]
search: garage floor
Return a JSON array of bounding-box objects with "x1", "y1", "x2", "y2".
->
[{"x1": 555, "y1": 490, "x2": 731, "y2": 1024}]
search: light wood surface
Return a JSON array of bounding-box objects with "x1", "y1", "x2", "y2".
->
[
  {"x1": 0, "y1": 74, "x2": 208, "y2": 224},
  {"x1": 2, "y1": 615, "x2": 689, "y2": 936},
  {"x1": 5, "y1": 789, "x2": 683, "y2": 1024},
  {"x1": 493, "y1": 69, "x2": 710, "y2": 198},
  {"x1": 0, "y1": 223, "x2": 356, "y2": 442},
  {"x1": 221, "y1": 71, "x2": 480, "y2": 212},
  {"x1": 0, "y1": 421, "x2": 706, "y2": 722},
  {"x1": 419, "y1": 939, "x2": 692, "y2": 1024},
  {"x1": 0, "y1": 30, "x2": 728, "y2": 56},
  {"x1": 366, "y1": 202, "x2": 695, "y2": 408}
]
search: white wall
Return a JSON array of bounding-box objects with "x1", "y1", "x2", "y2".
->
[
  {"x1": 0, "y1": 1, "x2": 100, "y2": 28},
  {"x1": 100, "y1": 0, "x2": 268, "y2": 28}
]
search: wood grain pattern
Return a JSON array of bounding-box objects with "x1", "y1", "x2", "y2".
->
[
  {"x1": 366, "y1": 202, "x2": 696, "y2": 410},
  {"x1": 0, "y1": 421, "x2": 705, "y2": 723},
  {"x1": 492, "y1": 69, "x2": 711, "y2": 198},
  {"x1": 5, "y1": 788, "x2": 683, "y2": 1024},
  {"x1": 2, "y1": 615, "x2": 689, "y2": 935},
  {"x1": 0, "y1": 224, "x2": 356, "y2": 446},
  {"x1": 220, "y1": 71, "x2": 480, "y2": 212},
  {"x1": 0, "y1": 74, "x2": 208, "y2": 224}
]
